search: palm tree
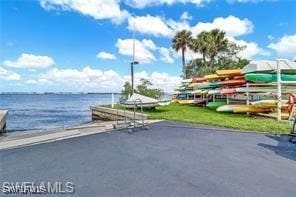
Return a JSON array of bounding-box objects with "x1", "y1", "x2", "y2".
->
[
  {"x1": 172, "y1": 30, "x2": 192, "y2": 79},
  {"x1": 207, "y1": 29, "x2": 228, "y2": 67},
  {"x1": 190, "y1": 31, "x2": 210, "y2": 66}
]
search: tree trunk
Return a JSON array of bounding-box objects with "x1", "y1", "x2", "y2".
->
[
  {"x1": 202, "y1": 53, "x2": 206, "y2": 67},
  {"x1": 182, "y1": 49, "x2": 186, "y2": 79}
]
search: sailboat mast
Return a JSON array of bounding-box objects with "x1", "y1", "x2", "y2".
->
[
  {"x1": 131, "y1": 22, "x2": 136, "y2": 94},
  {"x1": 132, "y1": 22, "x2": 136, "y2": 63}
]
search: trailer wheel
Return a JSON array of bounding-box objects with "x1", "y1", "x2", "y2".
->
[{"x1": 128, "y1": 128, "x2": 133, "y2": 134}]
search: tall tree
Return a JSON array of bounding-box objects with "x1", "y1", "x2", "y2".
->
[
  {"x1": 184, "y1": 29, "x2": 247, "y2": 76},
  {"x1": 207, "y1": 29, "x2": 228, "y2": 67},
  {"x1": 190, "y1": 31, "x2": 210, "y2": 65},
  {"x1": 172, "y1": 30, "x2": 192, "y2": 79}
]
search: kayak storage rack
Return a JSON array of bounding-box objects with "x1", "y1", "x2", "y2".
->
[{"x1": 113, "y1": 98, "x2": 149, "y2": 133}]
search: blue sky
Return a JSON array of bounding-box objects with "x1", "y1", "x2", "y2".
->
[{"x1": 0, "y1": 0, "x2": 296, "y2": 93}]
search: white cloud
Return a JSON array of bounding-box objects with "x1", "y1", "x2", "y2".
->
[
  {"x1": 116, "y1": 38, "x2": 157, "y2": 63},
  {"x1": 227, "y1": 37, "x2": 261, "y2": 59},
  {"x1": 124, "y1": 71, "x2": 181, "y2": 92},
  {"x1": 127, "y1": 15, "x2": 190, "y2": 38},
  {"x1": 124, "y1": 0, "x2": 272, "y2": 8},
  {"x1": 96, "y1": 51, "x2": 116, "y2": 60},
  {"x1": 267, "y1": 35, "x2": 274, "y2": 40},
  {"x1": 40, "y1": 0, "x2": 129, "y2": 24},
  {"x1": 3, "y1": 53, "x2": 55, "y2": 69},
  {"x1": 149, "y1": 72, "x2": 181, "y2": 92},
  {"x1": 116, "y1": 38, "x2": 178, "y2": 64},
  {"x1": 268, "y1": 34, "x2": 296, "y2": 58},
  {"x1": 124, "y1": 0, "x2": 209, "y2": 8},
  {"x1": 127, "y1": 15, "x2": 252, "y2": 39},
  {"x1": 173, "y1": 48, "x2": 202, "y2": 61},
  {"x1": 159, "y1": 47, "x2": 175, "y2": 63},
  {"x1": 40, "y1": 67, "x2": 122, "y2": 90},
  {"x1": 180, "y1": 11, "x2": 192, "y2": 21},
  {"x1": 227, "y1": 0, "x2": 270, "y2": 3},
  {"x1": 0, "y1": 67, "x2": 21, "y2": 80},
  {"x1": 125, "y1": 15, "x2": 257, "y2": 61},
  {"x1": 166, "y1": 19, "x2": 191, "y2": 33},
  {"x1": 38, "y1": 66, "x2": 180, "y2": 92},
  {"x1": 25, "y1": 80, "x2": 38, "y2": 84},
  {"x1": 142, "y1": 39, "x2": 158, "y2": 50},
  {"x1": 191, "y1": 15, "x2": 253, "y2": 37},
  {"x1": 128, "y1": 15, "x2": 173, "y2": 37}
]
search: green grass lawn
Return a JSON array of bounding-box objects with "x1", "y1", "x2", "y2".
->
[{"x1": 143, "y1": 103, "x2": 291, "y2": 134}]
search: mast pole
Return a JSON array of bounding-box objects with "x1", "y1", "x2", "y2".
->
[{"x1": 131, "y1": 22, "x2": 136, "y2": 94}]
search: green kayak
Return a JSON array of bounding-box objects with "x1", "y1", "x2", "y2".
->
[
  {"x1": 206, "y1": 101, "x2": 227, "y2": 109},
  {"x1": 194, "y1": 82, "x2": 219, "y2": 90},
  {"x1": 178, "y1": 85, "x2": 187, "y2": 91},
  {"x1": 245, "y1": 73, "x2": 296, "y2": 83}
]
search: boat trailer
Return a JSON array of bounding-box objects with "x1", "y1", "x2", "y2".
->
[
  {"x1": 113, "y1": 99, "x2": 149, "y2": 133},
  {"x1": 290, "y1": 118, "x2": 296, "y2": 143}
]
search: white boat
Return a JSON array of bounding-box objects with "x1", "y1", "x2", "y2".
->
[
  {"x1": 181, "y1": 78, "x2": 193, "y2": 83},
  {"x1": 124, "y1": 93, "x2": 159, "y2": 108},
  {"x1": 158, "y1": 100, "x2": 171, "y2": 106}
]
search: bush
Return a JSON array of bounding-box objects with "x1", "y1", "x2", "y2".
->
[{"x1": 121, "y1": 79, "x2": 164, "y2": 101}]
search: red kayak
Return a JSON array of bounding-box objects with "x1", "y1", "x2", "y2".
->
[
  {"x1": 232, "y1": 75, "x2": 245, "y2": 80},
  {"x1": 192, "y1": 77, "x2": 205, "y2": 83},
  {"x1": 221, "y1": 88, "x2": 236, "y2": 94},
  {"x1": 195, "y1": 99, "x2": 208, "y2": 105},
  {"x1": 218, "y1": 79, "x2": 246, "y2": 86}
]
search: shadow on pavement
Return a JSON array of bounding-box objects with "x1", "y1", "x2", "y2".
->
[{"x1": 258, "y1": 135, "x2": 296, "y2": 162}]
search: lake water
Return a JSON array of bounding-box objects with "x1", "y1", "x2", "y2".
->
[{"x1": 0, "y1": 94, "x2": 121, "y2": 132}]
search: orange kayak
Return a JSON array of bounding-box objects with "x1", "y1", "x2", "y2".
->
[{"x1": 218, "y1": 79, "x2": 246, "y2": 86}]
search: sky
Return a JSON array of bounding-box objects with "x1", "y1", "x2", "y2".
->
[{"x1": 0, "y1": 0, "x2": 296, "y2": 93}]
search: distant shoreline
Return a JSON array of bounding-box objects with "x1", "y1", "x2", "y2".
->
[
  {"x1": 0, "y1": 92, "x2": 172, "y2": 95},
  {"x1": 0, "y1": 92, "x2": 122, "y2": 95}
]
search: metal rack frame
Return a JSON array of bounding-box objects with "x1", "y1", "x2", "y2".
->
[
  {"x1": 289, "y1": 118, "x2": 296, "y2": 143},
  {"x1": 113, "y1": 98, "x2": 149, "y2": 133}
]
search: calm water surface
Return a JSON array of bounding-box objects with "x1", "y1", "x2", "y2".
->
[{"x1": 0, "y1": 94, "x2": 121, "y2": 132}]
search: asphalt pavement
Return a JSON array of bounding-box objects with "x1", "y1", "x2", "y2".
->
[{"x1": 1, "y1": 121, "x2": 296, "y2": 197}]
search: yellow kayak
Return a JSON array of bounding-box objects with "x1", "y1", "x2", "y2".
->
[
  {"x1": 233, "y1": 106, "x2": 273, "y2": 113},
  {"x1": 216, "y1": 69, "x2": 242, "y2": 76},
  {"x1": 204, "y1": 74, "x2": 226, "y2": 81},
  {"x1": 192, "y1": 89, "x2": 205, "y2": 94},
  {"x1": 171, "y1": 99, "x2": 179, "y2": 103},
  {"x1": 217, "y1": 105, "x2": 246, "y2": 112},
  {"x1": 178, "y1": 100, "x2": 195, "y2": 105},
  {"x1": 188, "y1": 82, "x2": 198, "y2": 88},
  {"x1": 251, "y1": 100, "x2": 288, "y2": 107}
]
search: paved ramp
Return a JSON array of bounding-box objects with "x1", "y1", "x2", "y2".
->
[{"x1": 1, "y1": 121, "x2": 296, "y2": 196}]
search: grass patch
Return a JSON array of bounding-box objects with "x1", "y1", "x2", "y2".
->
[
  {"x1": 105, "y1": 103, "x2": 291, "y2": 134},
  {"x1": 148, "y1": 104, "x2": 291, "y2": 134}
]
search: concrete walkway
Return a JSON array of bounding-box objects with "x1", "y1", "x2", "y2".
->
[
  {"x1": 1, "y1": 121, "x2": 296, "y2": 196},
  {"x1": 0, "y1": 120, "x2": 161, "y2": 150}
]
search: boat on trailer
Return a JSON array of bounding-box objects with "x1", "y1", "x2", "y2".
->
[{"x1": 124, "y1": 93, "x2": 159, "y2": 109}]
